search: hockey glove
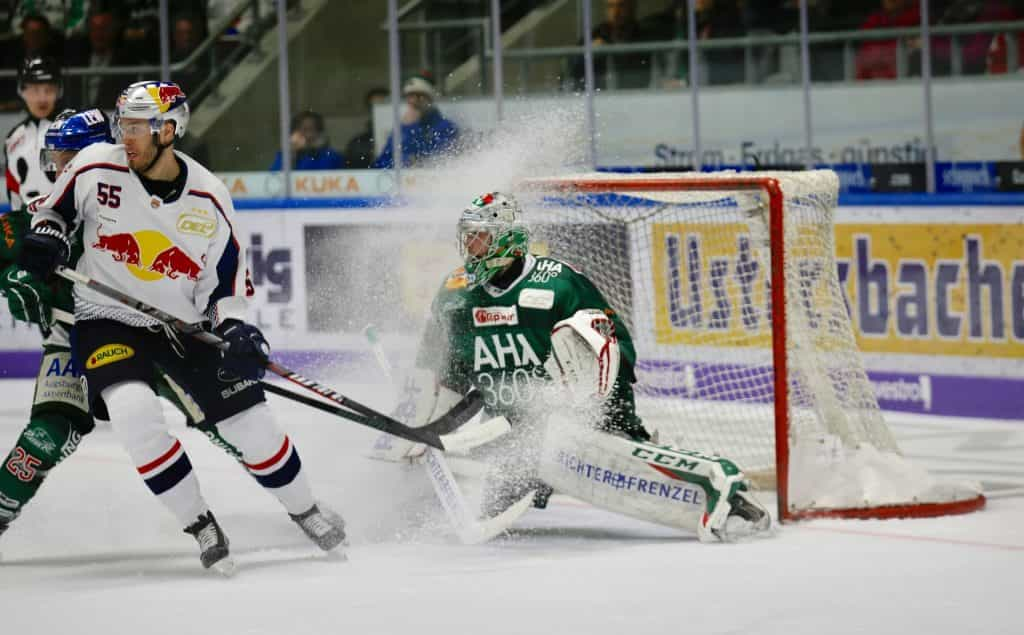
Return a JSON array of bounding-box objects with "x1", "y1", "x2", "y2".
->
[
  {"x1": 17, "y1": 223, "x2": 70, "y2": 280},
  {"x1": 214, "y1": 319, "x2": 270, "y2": 380},
  {"x1": 0, "y1": 264, "x2": 55, "y2": 326}
]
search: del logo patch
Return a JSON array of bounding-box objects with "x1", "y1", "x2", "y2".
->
[
  {"x1": 86, "y1": 344, "x2": 135, "y2": 369},
  {"x1": 473, "y1": 306, "x2": 518, "y2": 327}
]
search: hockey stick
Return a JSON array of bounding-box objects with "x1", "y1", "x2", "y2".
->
[
  {"x1": 53, "y1": 266, "x2": 508, "y2": 452},
  {"x1": 363, "y1": 324, "x2": 533, "y2": 544}
]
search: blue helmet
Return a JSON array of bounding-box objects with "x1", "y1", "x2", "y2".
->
[{"x1": 41, "y1": 108, "x2": 114, "y2": 180}]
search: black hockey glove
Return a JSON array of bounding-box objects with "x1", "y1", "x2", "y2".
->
[
  {"x1": 214, "y1": 319, "x2": 270, "y2": 380},
  {"x1": 17, "y1": 223, "x2": 70, "y2": 280}
]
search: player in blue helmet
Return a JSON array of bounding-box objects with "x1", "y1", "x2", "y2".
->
[
  {"x1": 0, "y1": 108, "x2": 113, "y2": 543},
  {"x1": 39, "y1": 108, "x2": 114, "y2": 181}
]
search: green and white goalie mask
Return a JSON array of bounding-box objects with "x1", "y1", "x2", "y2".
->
[{"x1": 457, "y1": 192, "x2": 529, "y2": 289}]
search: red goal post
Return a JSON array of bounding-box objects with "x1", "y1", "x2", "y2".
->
[{"x1": 520, "y1": 171, "x2": 985, "y2": 522}]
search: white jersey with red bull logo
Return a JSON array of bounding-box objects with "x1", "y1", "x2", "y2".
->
[
  {"x1": 29, "y1": 142, "x2": 252, "y2": 328},
  {"x1": 4, "y1": 115, "x2": 54, "y2": 210}
]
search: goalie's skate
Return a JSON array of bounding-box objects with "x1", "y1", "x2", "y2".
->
[
  {"x1": 290, "y1": 504, "x2": 346, "y2": 555},
  {"x1": 720, "y1": 490, "x2": 772, "y2": 541},
  {"x1": 184, "y1": 511, "x2": 235, "y2": 576}
]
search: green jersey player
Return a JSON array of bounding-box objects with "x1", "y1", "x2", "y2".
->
[{"x1": 408, "y1": 192, "x2": 771, "y2": 542}]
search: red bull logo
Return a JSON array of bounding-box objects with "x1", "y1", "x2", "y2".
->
[
  {"x1": 146, "y1": 84, "x2": 186, "y2": 113},
  {"x1": 93, "y1": 227, "x2": 202, "y2": 282},
  {"x1": 93, "y1": 227, "x2": 141, "y2": 266},
  {"x1": 149, "y1": 246, "x2": 201, "y2": 280}
]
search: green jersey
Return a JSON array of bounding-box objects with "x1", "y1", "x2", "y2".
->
[
  {"x1": 417, "y1": 254, "x2": 645, "y2": 438},
  {"x1": 0, "y1": 208, "x2": 80, "y2": 326}
]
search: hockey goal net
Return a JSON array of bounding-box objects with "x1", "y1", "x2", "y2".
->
[{"x1": 519, "y1": 171, "x2": 985, "y2": 521}]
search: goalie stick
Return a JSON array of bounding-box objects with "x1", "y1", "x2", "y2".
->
[
  {"x1": 54, "y1": 266, "x2": 508, "y2": 452},
  {"x1": 363, "y1": 324, "x2": 533, "y2": 544}
]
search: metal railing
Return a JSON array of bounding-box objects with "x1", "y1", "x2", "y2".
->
[
  {"x1": 476, "y1": 19, "x2": 1024, "y2": 91},
  {"x1": 0, "y1": 0, "x2": 275, "y2": 108},
  {"x1": 381, "y1": 18, "x2": 491, "y2": 94}
]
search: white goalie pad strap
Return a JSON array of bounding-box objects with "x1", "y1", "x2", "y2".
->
[
  {"x1": 537, "y1": 420, "x2": 740, "y2": 538},
  {"x1": 544, "y1": 309, "x2": 620, "y2": 400}
]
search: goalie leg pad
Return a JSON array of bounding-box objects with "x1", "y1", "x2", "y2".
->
[{"x1": 537, "y1": 421, "x2": 770, "y2": 541}]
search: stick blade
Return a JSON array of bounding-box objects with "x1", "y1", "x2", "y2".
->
[
  {"x1": 439, "y1": 416, "x2": 511, "y2": 454},
  {"x1": 460, "y1": 490, "x2": 536, "y2": 545}
]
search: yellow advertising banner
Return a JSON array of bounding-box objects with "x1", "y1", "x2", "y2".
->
[{"x1": 652, "y1": 222, "x2": 1024, "y2": 358}]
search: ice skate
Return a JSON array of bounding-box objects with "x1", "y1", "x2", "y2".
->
[
  {"x1": 290, "y1": 504, "x2": 346, "y2": 554},
  {"x1": 184, "y1": 511, "x2": 235, "y2": 576},
  {"x1": 721, "y1": 490, "x2": 773, "y2": 541}
]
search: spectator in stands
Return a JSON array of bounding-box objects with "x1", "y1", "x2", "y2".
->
[
  {"x1": 171, "y1": 12, "x2": 209, "y2": 94},
  {"x1": 0, "y1": 13, "x2": 62, "y2": 111},
  {"x1": 642, "y1": 0, "x2": 747, "y2": 86},
  {"x1": 118, "y1": 0, "x2": 206, "y2": 64},
  {"x1": 572, "y1": 0, "x2": 656, "y2": 90},
  {"x1": 373, "y1": 72, "x2": 459, "y2": 169},
  {"x1": 271, "y1": 110, "x2": 346, "y2": 171},
  {"x1": 10, "y1": 0, "x2": 88, "y2": 39},
  {"x1": 7, "y1": 12, "x2": 63, "y2": 60},
  {"x1": 345, "y1": 86, "x2": 388, "y2": 169},
  {"x1": 855, "y1": 0, "x2": 921, "y2": 80},
  {"x1": 65, "y1": 9, "x2": 132, "y2": 109},
  {"x1": 986, "y1": 29, "x2": 1023, "y2": 74},
  {"x1": 935, "y1": 0, "x2": 1021, "y2": 75}
]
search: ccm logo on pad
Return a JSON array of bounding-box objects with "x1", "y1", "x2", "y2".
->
[
  {"x1": 473, "y1": 306, "x2": 518, "y2": 327},
  {"x1": 86, "y1": 344, "x2": 135, "y2": 369}
]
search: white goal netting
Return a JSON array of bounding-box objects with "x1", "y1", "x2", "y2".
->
[{"x1": 519, "y1": 171, "x2": 984, "y2": 519}]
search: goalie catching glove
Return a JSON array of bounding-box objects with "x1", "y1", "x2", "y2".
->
[{"x1": 544, "y1": 309, "x2": 620, "y2": 403}]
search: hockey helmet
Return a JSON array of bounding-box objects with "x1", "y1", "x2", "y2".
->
[
  {"x1": 457, "y1": 192, "x2": 530, "y2": 288},
  {"x1": 41, "y1": 108, "x2": 114, "y2": 180},
  {"x1": 114, "y1": 80, "x2": 190, "y2": 139},
  {"x1": 18, "y1": 56, "x2": 62, "y2": 94}
]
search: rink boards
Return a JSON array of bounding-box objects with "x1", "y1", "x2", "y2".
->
[{"x1": 0, "y1": 202, "x2": 1022, "y2": 421}]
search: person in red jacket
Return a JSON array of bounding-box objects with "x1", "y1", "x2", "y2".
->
[{"x1": 855, "y1": 0, "x2": 920, "y2": 80}]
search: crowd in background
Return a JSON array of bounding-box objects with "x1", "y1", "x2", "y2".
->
[
  {"x1": 1, "y1": 0, "x2": 1020, "y2": 171},
  {"x1": 573, "y1": 0, "x2": 1023, "y2": 88}
]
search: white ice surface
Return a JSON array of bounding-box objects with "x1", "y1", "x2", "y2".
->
[{"x1": 0, "y1": 378, "x2": 1021, "y2": 635}]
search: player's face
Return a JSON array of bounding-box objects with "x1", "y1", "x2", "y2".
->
[
  {"x1": 21, "y1": 83, "x2": 59, "y2": 119},
  {"x1": 462, "y1": 230, "x2": 493, "y2": 260},
  {"x1": 119, "y1": 117, "x2": 158, "y2": 171},
  {"x1": 53, "y1": 149, "x2": 77, "y2": 173}
]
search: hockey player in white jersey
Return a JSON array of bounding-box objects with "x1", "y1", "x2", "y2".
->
[
  {"x1": 16, "y1": 81, "x2": 345, "y2": 573},
  {"x1": 4, "y1": 57, "x2": 64, "y2": 210}
]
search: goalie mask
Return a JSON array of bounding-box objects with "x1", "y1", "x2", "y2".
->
[{"x1": 457, "y1": 192, "x2": 529, "y2": 289}]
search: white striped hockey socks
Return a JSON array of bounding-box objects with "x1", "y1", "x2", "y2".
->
[
  {"x1": 102, "y1": 381, "x2": 209, "y2": 526},
  {"x1": 216, "y1": 403, "x2": 315, "y2": 516}
]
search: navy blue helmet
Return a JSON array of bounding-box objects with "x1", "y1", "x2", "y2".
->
[{"x1": 40, "y1": 108, "x2": 114, "y2": 180}]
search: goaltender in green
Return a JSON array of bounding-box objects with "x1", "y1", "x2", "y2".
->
[{"x1": 385, "y1": 191, "x2": 773, "y2": 542}]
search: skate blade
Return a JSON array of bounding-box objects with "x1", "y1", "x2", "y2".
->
[
  {"x1": 323, "y1": 546, "x2": 348, "y2": 562},
  {"x1": 210, "y1": 555, "x2": 237, "y2": 577}
]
